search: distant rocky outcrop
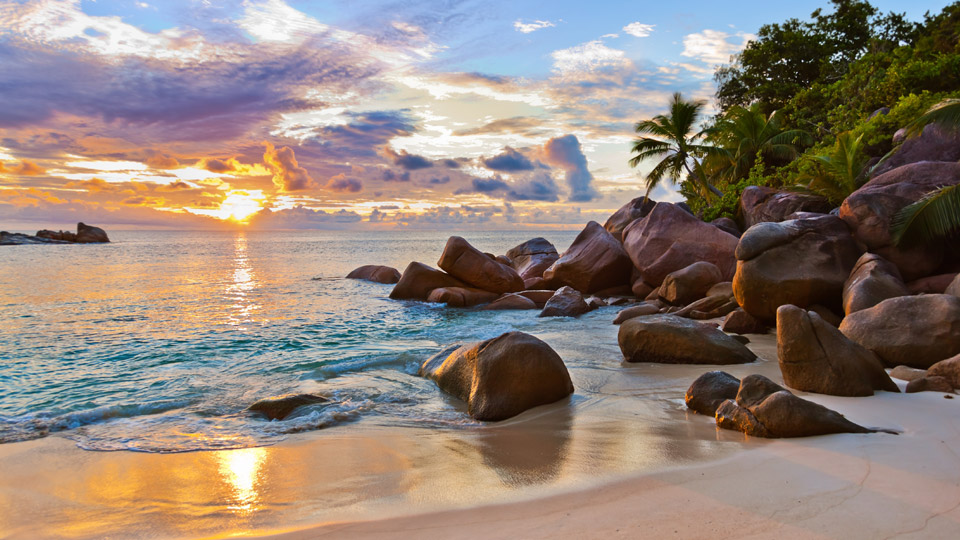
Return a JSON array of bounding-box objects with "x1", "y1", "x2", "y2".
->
[
  {"x1": 419, "y1": 332, "x2": 574, "y2": 421},
  {"x1": 1, "y1": 222, "x2": 110, "y2": 245},
  {"x1": 346, "y1": 265, "x2": 402, "y2": 284}
]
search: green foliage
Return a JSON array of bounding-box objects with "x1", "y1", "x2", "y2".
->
[
  {"x1": 891, "y1": 184, "x2": 960, "y2": 246},
  {"x1": 705, "y1": 106, "x2": 812, "y2": 183},
  {"x1": 796, "y1": 132, "x2": 869, "y2": 206},
  {"x1": 907, "y1": 98, "x2": 960, "y2": 135},
  {"x1": 629, "y1": 93, "x2": 722, "y2": 200}
]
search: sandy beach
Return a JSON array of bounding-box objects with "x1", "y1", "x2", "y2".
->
[{"x1": 3, "y1": 313, "x2": 958, "y2": 540}]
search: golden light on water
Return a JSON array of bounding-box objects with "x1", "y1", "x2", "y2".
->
[{"x1": 217, "y1": 447, "x2": 268, "y2": 514}]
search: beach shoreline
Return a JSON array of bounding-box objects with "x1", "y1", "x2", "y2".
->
[{"x1": 3, "y1": 322, "x2": 958, "y2": 539}]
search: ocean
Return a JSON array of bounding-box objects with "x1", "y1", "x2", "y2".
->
[{"x1": 0, "y1": 229, "x2": 590, "y2": 452}]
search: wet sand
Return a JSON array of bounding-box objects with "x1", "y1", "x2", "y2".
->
[{"x1": 2, "y1": 311, "x2": 959, "y2": 539}]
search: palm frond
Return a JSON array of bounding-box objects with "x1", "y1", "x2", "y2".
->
[
  {"x1": 907, "y1": 99, "x2": 960, "y2": 136},
  {"x1": 891, "y1": 184, "x2": 960, "y2": 247}
]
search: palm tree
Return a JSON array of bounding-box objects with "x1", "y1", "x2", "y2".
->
[
  {"x1": 891, "y1": 98, "x2": 960, "y2": 246},
  {"x1": 629, "y1": 92, "x2": 722, "y2": 199},
  {"x1": 706, "y1": 106, "x2": 812, "y2": 182},
  {"x1": 797, "y1": 131, "x2": 869, "y2": 206}
]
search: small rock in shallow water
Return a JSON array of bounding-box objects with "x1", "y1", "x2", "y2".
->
[{"x1": 248, "y1": 394, "x2": 329, "y2": 420}]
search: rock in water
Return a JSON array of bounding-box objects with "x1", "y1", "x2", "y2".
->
[
  {"x1": 481, "y1": 294, "x2": 538, "y2": 311},
  {"x1": 739, "y1": 186, "x2": 832, "y2": 229},
  {"x1": 346, "y1": 265, "x2": 402, "y2": 284},
  {"x1": 685, "y1": 371, "x2": 741, "y2": 416},
  {"x1": 715, "y1": 374, "x2": 877, "y2": 438},
  {"x1": 776, "y1": 305, "x2": 899, "y2": 396},
  {"x1": 618, "y1": 314, "x2": 757, "y2": 364},
  {"x1": 658, "y1": 261, "x2": 723, "y2": 305},
  {"x1": 622, "y1": 202, "x2": 739, "y2": 287},
  {"x1": 613, "y1": 303, "x2": 659, "y2": 324},
  {"x1": 603, "y1": 196, "x2": 656, "y2": 242},
  {"x1": 839, "y1": 294, "x2": 960, "y2": 368},
  {"x1": 390, "y1": 262, "x2": 468, "y2": 301},
  {"x1": 248, "y1": 394, "x2": 328, "y2": 420},
  {"x1": 75, "y1": 222, "x2": 110, "y2": 243},
  {"x1": 438, "y1": 236, "x2": 524, "y2": 294},
  {"x1": 506, "y1": 238, "x2": 559, "y2": 281},
  {"x1": 842, "y1": 253, "x2": 909, "y2": 316},
  {"x1": 840, "y1": 161, "x2": 960, "y2": 281},
  {"x1": 426, "y1": 287, "x2": 499, "y2": 307},
  {"x1": 418, "y1": 332, "x2": 574, "y2": 421},
  {"x1": 543, "y1": 221, "x2": 632, "y2": 293},
  {"x1": 732, "y1": 214, "x2": 862, "y2": 322},
  {"x1": 539, "y1": 286, "x2": 591, "y2": 318}
]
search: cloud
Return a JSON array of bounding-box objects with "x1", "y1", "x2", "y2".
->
[
  {"x1": 514, "y1": 20, "x2": 555, "y2": 34},
  {"x1": 623, "y1": 22, "x2": 655, "y2": 38},
  {"x1": 65, "y1": 178, "x2": 117, "y2": 193},
  {"x1": 145, "y1": 153, "x2": 179, "y2": 169},
  {"x1": 157, "y1": 181, "x2": 193, "y2": 192},
  {"x1": 455, "y1": 117, "x2": 544, "y2": 137},
  {"x1": 681, "y1": 30, "x2": 754, "y2": 66},
  {"x1": 464, "y1": 177, "x2": 510, "y2": 193},
  {"x1": 385, "y1": 147, "x2": 433, "y2": 170},
  {"x1": 381, "y1": 169, "x2": 411, "y2": 182},
  {"x1": 7, "y1": 160, "x2": 46, "y2": 176},
  {"x1": 540, "y1": 135, "x2": 600, "y2": 202},
  {"x1": 246, "y1": 206, "x2": 362, "y2": 229},
  {"x1": 325, "y1": 173, "x2": 363, "y2": 192},
  {"x1": 429, "y1": 176, "x2": 450, "y2": 184},
  {"x1": 263, "y1": 142, "x2": 315, "y2": 191},
  {"x1": 481, "y1": 147, "x2": 536, "y2": 172},
  {"x1": 455, "y1": 174, "x2": 560, "y2": 202},
  {"x1": 551, "y1": 40, "x2": 628, "y2": 74}
]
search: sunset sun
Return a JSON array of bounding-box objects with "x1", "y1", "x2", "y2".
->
[{"x1": 218, "y1": 190, "x2": 265, "y2": 222}]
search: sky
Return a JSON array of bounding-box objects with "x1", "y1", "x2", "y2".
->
[{"x1": 0, "y1": 0, "x2": 951, "y2": 230}]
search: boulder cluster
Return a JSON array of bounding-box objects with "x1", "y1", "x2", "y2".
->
[
  {"x1": 1, "y1": 222, "x2": 110, "y2": 245},
  {"x1": 341, "y1": 138, "x2": 958, "y2": 427}
]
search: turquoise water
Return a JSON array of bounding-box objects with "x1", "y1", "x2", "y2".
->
[{"x1": 0, "y1": 230, "x2": 580, "y2": 452}]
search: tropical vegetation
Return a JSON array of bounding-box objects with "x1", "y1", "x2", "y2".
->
[{"x1": 630, "y1": 0, "x2": 960, "y2": 229}]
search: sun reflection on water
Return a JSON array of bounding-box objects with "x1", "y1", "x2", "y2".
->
[
  {"x1": 217, "y1": 447, "x2": 268, "y2": 514},
  {"x1": 226, "y1": 233, "x2": 260, "y2": 326}
]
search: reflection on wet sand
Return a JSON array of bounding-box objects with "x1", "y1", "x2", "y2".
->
[
  {"x1": 219, "y1": 447, "x2": 267, "y2": 514},
  {"x1": 475, "y1": 402, "x2": 573, "y2": 487}
]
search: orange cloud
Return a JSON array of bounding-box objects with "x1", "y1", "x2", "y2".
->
[
  {"x1": 263, "y1": 142, "x2": 314, "y2": 191},
  {"x1": 145, "y1": 153, "x2": 180, "y2": 169},
  {"x1": 9, "y1": 160, "x2": 45, "y2": 176},
  {"x1": 66, "y1": 178, "x2": 117, "y2": 193}
]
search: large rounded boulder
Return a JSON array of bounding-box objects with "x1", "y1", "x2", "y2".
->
[
  {"x1": 618, "y1": 314, "x2": 757, "y2": 365},
  {"x1": 543, "y1": 221, "x2": 632, "y2": 293},
  {"x1": 685, "y1": 371, "x2": 741, "y2": 416},
  {"x1": 75, "y1": 222, "x2": 110, "y2": 243},
  {"x1": 426, "y1": 287, "x2": 499, "y2": 307},
  {"x1": 871, "y1": 124, "x2": 960, "y2": 178},
  {"x1": 839, "y1": 161, "x2": 960, "y2": 281},
  {"x1": 622, "y1": 203, "x2": 739, "y2": 288},
  {"x1": 658, "y1": 261, "x2": 723, "y2": 305},
  {"x1": 505, "y1": 238, "x2": 559, "y2": 282},
  {"x1": 438, "y1": 236, "x2": 524, "y2": 294},
  {"x1": 739, "y1": 186, "x2": 832, "y2": 229},
  {"x1": 539, "y1": 286, "x2": 591, "y2": 318},
  {"x1": 839, "y1": 294, "x2": 960, "y2": 368},
  {"x1": 418, "y1": 332, "x2": 575, "y2": 421},
  {"x1": 842, "y1": 253, "x2": 909, "y2": 316},
  {"x1": 777, "y1": 305, "x2": 899, "y2": 396},
  {"x1": 732, "y1": 214, "x2": 862, "y2": 322},
  {"x1": 603, "y1": 196, "x2": 656, "y2": 242},
  {"x1": 390, "y1": 262, "x2": 468, "y2": 301}
]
